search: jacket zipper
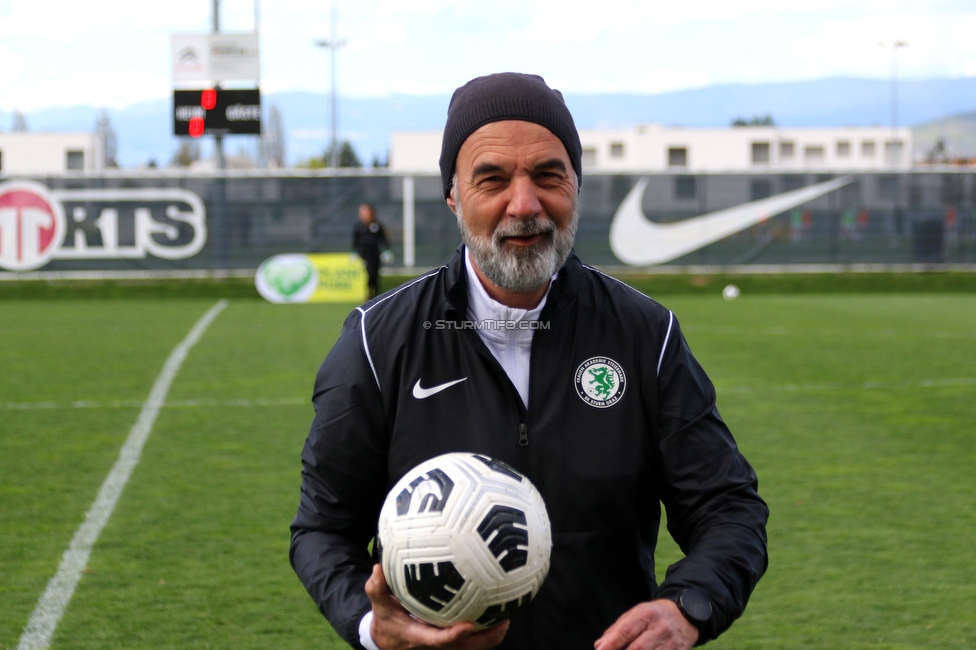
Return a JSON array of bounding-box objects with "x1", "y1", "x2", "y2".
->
[{"x1": 454, "y1": 324, "x2": 530, "y2": 454}]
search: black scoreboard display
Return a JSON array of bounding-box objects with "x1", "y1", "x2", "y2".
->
[{"x1": 173, "y1": 89, "x2": 261, "y2": 137}]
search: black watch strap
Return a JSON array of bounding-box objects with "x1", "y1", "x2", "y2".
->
[{"x1": 668, "y1": 588, "x2": 712, "y2": 629}]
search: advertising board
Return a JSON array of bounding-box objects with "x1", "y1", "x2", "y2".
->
[
  {"x1": 0, "y1": 180, "x2": 206, "y2": 272},
  {"x1": 172, "y1": 33, "x2": 260, "y2": 84},
  {"x1": 1, "y1": 172, "x2": 972, "y2": 274}
]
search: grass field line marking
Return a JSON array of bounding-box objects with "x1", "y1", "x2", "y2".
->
[
  {"x1": 17, "y1": 299, "x2": 228, "y2": 650},
  {"x1": 2, "y1": 397, "x2": 307, "y2": 411},
  {"x1": 723, "y1": 377, "x2": 976, "y2": 393}
]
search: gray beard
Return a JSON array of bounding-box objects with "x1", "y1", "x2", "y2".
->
[{"x1": 455, "y1": 199, "x2": 578, "y2": 293}]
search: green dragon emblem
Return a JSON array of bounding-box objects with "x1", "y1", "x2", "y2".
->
[{"x1": 587, "y1": 366, "x2": 616, "y2": 399}]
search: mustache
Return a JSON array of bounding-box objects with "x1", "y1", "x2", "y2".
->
[{"x1": 493, "y1": 218, "x2": 557, "y2": 242}]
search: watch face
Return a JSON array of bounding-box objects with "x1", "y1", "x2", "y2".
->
[{"x1": 680, "y1": 589, "x2": 713, "y2": 622}]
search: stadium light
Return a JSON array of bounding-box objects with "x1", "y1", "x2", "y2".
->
[
  {"x1": 878, "y1": 39, "x2": 909, "y2": 165},
  {"x1": 315, "y1": 0, "x2": 347, "y2": 170}
]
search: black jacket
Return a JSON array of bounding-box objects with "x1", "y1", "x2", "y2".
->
[
  {"x1": 352, "y1": 221, "x2": 388, "y2": 267},
  {"x1": 290, "y1": 248, "x2": 768, "y2": 649}
]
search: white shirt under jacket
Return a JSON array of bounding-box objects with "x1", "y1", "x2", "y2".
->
[{"x1": 358, "y1": 248, "x2": 553, "y2": 649}]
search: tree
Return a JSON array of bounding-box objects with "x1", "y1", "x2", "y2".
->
[
  {"x1": 95, "y1": 109, "x2": 119, "y2": 168},
  {"x1": 339, "y1": 141, "x2": 360, "y2": 167},
  {"x1": 926, "y1": 138, "x2": 949, "y2": 164},
  {"x1": 732, "y1": 114, "x2": 776, "y2": 127},
  {"x1": 170, "y1": 139, "x2": 201, "y2": 167},
  {"x1": 260, "y1": 104, "x2": 286, "y2": 168},
  {"x1": 301, "y1": 140, "x2": 362, "y2": 168},
  {"x1": 12, "y1": 110, "x2": 28, "y2": 132}
]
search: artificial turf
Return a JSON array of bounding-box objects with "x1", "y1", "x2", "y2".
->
[{"x1": 1, "y1": 293, "x2": 973, "y2": 648}]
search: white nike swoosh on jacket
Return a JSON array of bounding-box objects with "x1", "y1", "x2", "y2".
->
[
  {"x1": 609, "y1": 175, "x2": 853, "y2": 266},
  {"x1": 412, "y1": 377, "x2": 467, "y2": 399}
]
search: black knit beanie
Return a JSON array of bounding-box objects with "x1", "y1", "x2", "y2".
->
[{"x1": 439, "y1": 72, "x2": 582, "y2": 198}]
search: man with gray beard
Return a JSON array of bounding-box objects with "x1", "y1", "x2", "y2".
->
[
  {"x1": 291, "y1": 73, "x2": 768, "y2": 650},
  {"x1": 453, "y1": 171, "x2": 579, "y2": 296}
]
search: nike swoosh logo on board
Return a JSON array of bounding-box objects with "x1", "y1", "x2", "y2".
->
[
  {"x1": 609, "y1": 175, "x2": 854, "y2": 265},
  {"x1": 412, "y1": 377, "x2": 467, "y2": 399}
]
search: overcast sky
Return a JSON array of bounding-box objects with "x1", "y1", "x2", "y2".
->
[{"x1": 1, "y1": 0, "x2": 974, "y2": 112}]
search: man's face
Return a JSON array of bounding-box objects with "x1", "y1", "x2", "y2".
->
[
  {"x1": 358, "y1": 205, "x2": 373, "y2": 224},
  {"x1": 447, "y1": 120, "x2": 578, "y2": 293}
]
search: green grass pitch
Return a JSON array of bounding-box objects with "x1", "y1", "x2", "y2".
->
[{"x1": 1, "y1": 291, "x2": 974, "y2": 649}]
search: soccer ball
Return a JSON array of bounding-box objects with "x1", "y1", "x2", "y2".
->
[{"x1": 376, "y1": 452, "x2": 552, "y2": 629}]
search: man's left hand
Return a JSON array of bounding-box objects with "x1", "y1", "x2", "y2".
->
[{"x1": 593, "y1": 599, "x2": 698, "y2": 650}]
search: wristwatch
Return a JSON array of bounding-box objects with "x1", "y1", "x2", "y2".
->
[{"x1": 666, "y1": 588, "x2": 712, "y2": 631}]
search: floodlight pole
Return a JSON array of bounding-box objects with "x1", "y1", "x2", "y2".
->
[
  {"x1": 890, "y1": 40, "x2": 908, "y2": 134},
  {"x1": 879, "y1": 40, "x2": 909, "y2": 166},
  {"x1": 315, "y1": 1, "x2": 346, "y2": 169},
  {"x1": 212, "y1": 0, "x2": 226, "y2": 170}
]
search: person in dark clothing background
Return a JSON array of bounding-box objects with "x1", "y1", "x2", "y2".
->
[{"x1": 352, "y1": 203, "x2": 389, "y2": 299}]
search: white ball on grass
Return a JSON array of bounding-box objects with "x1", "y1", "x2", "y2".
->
[{"x1": 723, "y1": 284, "x2": 741, "y2": 300}]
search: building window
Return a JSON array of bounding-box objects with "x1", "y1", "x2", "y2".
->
[
  {"x1": 779, "y1": 141, "x2": 795, "y2": 159},
  {"x1": 609, "y1": 142, "x2": 625, "y2": 159},
  {"x1": 66, "y1": 150, "x2": 85, "y2": 170},
  {"x1": 861, "y1": 141, "x2": 876, "y2": 157},
  {"x1": 885, "y1": 140, "x2": 904, "y2": 165},
  {"x1": 581, "y1": 147, "x2": 597, "y2": 168},
  {"x1": 804, "y1": 145, "x2": 825, "y2": 163},
  {"x1": 751, "y1": 142, "x2": 770, "y2": 164},
  {"x1": 837, "y1": 141, "x2": 851, "y2": 157},
  {"x1": 668, "y1": 147, "x2": 687, "y2": 167},
  {"x1": 674, "y1": 176, "x2": 697, "y2": 199}
]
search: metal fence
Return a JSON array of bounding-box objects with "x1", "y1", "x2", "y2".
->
[{"x1": 2, "y1": 170, "x2": 974, "y2": 274}]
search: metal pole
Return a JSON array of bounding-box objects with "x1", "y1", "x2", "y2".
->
[
  {"x1": 254, "y1": 0, "x2": 260, "y2": 166},
  {"x1": 891, "y1": 50, "x2": 897, "y2": 136},
  {"x1": 330, "y1": 1, "x2": 338, "y2": 169},
  {"x1": 315, "y1": 2, "x2": 345, "y2": 169},
  {"x1": 881, "y1": 40, "x2": 908, "y2": 167},
  {"x1": 212, "y1": 0, "x2": 225, "y2": 170}
]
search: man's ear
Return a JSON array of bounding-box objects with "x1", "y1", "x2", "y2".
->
[{"x1": 446, "y1": 194, "x2": 457, "y2": 216}]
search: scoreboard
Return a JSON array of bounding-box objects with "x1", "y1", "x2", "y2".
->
[{"x1": 173, "y1": 89, "x2": 261, "y2": 137}]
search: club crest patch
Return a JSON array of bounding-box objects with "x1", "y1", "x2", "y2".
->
[{"x1": 575, "y1": 357, "x2": 626, "y2": 408}]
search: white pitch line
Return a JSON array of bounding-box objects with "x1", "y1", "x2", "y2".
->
[{"x1": 17, "y1": 299, "x2": 228, "y2": 650}]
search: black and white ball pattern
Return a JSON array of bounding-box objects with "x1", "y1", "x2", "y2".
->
[{"x1": 377, "y1": 453, "x2": 552, "y2": 628}]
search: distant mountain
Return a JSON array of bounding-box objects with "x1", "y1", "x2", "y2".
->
[
  {"x1": 4, "y1": 76, "x2": 975, "y2": 169},
  {"x1": 913, "y1": 111, "x2": 976, "y2": 159},
  {"x1": 565, "y1": 77, "x2": 976, "y2": 129}
]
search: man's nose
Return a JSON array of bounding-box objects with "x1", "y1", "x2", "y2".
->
[{"x1": 506, "y1": 177, "x2": 543, "y2": 219}]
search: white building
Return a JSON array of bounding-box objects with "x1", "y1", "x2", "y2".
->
[
  {"x1": 390, "y1": 125, "x2": 913, "y2": 173},
  {"x1": 0, "y1": 132, "x2": 105, "y2": 175}
]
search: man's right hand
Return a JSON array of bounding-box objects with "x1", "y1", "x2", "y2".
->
[{"x1": 365, "y1": 564, "x2": 510, "y2": 650}]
